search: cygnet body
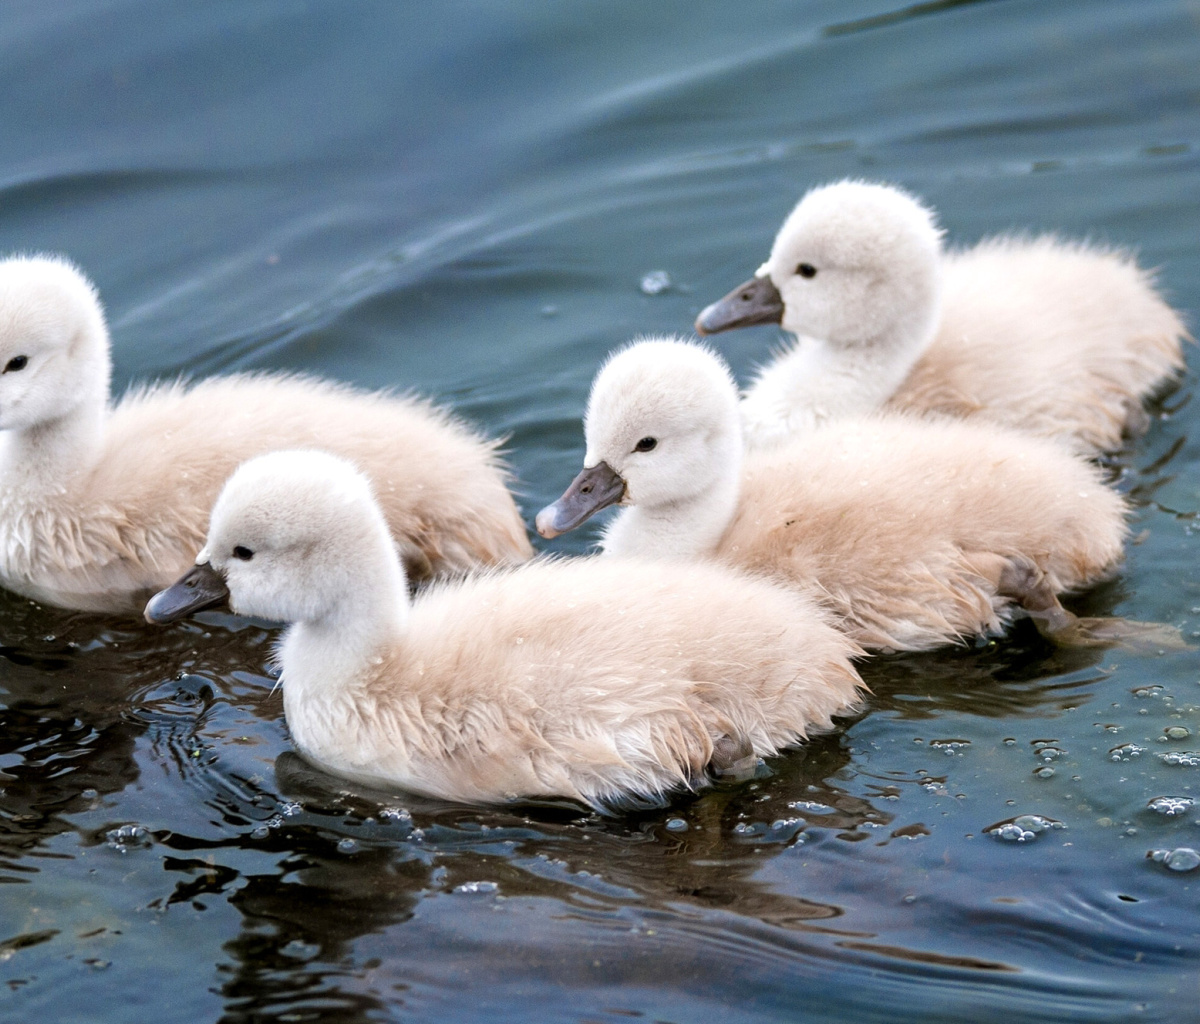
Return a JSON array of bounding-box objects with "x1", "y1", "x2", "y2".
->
[
  {"x1": 536, "y1": 338, "x2": 1128, "y2": 652},
  {"x1": 145, "y1": 451, "x2": 864, "y2": 810},
  {"x1": 696, "y1": 180, "x2": 1187, "y2": 454},
  {"x1": 0, "y1": 255, "x2": 532, "y2": 613}
]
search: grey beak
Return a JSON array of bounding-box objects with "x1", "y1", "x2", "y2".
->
[
  {"x1": 535, "y1": 461, "x2": 627, "y2": 539},
  {"x1": 144, "y1": 562, "x2": 230, "y2": 624},
  {"x1": 695, "y1": 275, "x2": 785, "y2": 335}
]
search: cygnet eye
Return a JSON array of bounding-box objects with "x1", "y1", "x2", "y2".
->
[
  {"x1": 3, "y1": 355, "x2": 28, "y2": 373},
  {"x1": 232, "y1": 546, "x2": 255, "y2": 561},
  {"x1": 633, "y1": 437, "x2": 657, "y2": 453},
  {"x1": 796, "y1": 263, "x2": 817, "y2": 279}
]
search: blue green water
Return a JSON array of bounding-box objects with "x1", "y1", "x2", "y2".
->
[{"x1": 1, "y1": 1, "x2": 1199, "y2": 1021}]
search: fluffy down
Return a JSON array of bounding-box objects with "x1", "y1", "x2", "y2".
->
[
  {"x1": 150, "y1": 450, "x2": 865, "y2": 810},
  {"x1": 696, "y1": 180, "x2": 1187, "y2": 455},
  {"x1": 539, "y1": 337, "x2": 1128, "y2": 652},
  {"x1": 0, "y1": 255, "x2": 531, "y2": 612}
]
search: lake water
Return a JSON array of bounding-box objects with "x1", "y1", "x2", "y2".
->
[{"x1": 1, "y1": 1, "x2": 1199, "y2": 1021}]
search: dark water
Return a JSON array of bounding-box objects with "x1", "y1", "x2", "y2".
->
[{"x1": 1, "y1": 1, "x2": 1199, "y2": 1021}]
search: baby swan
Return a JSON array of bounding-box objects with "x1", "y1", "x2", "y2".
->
[
  {"x1": 0, "y1": 255, "x2": 532, "y2": 613},
  {"x1": 696, "y1": 180, "x2": 1187, "y2": 454},
  {"x1": 144, "y1": 451, "x2": 864, "y2": 810},
  {"x1": 537, "y1": 337, "x2": 1130, "y2": 653}
]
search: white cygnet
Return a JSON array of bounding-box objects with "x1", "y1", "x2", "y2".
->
[
  {"x1": 696, "y1": 180, "x2": 1187, "y2": 454},
  {"x1": 537, "y1": 336, "x2": 1132, "y2": 653},
  {"x1": 145, "y1": 450, "x2": 864, "y2": 810},
  {"x1": 0, "y1": 255, "x2": 532, "y2": 613}
]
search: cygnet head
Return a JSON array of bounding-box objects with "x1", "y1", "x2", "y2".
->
[
  {"x1": 695, "y1": 180, "x2": 944, "y2": 351},
  {"x1": 0, "y1": 255, "x2": 112, "y2": 432},
  {"x1": 536, "y1": 336, "x2": 741, "y2": 538},
  {"x1": 145, "y1": 450, "x2": 406, "y2": 626}
]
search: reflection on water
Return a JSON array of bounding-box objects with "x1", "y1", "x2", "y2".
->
[{"x1": 2, "y1": 0, "x2": 1200, "y2": 1021}]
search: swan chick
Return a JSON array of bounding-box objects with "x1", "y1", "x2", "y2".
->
[
  {"x1": 696, "y1": 180, "x2": 1187, "y2": 453},
  {"x1": 145, "y1": 450, "x2": 864, "y2": 810},
  {"x1": 537, "y1": 336, "x2": 1129, "y2": 652},
  {"x1": 0, "y1": 255, "x2": 532, "y2": 613}
]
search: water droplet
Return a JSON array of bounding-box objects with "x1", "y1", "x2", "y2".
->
[
  {"x1": 1165, "y1": 726, "x2": 1191, "y2": 740},
  {"x1": 337, "y1": 838, "x2": 359, "y2": 853},
  {"x1": 640, "y1": 270, "x2": 671, "y2": 295},
  {"x1": 984, "y1": 814, "x2": 1064, "y2": 842},
  {"x1": 665, "y1": 817, "x2": 688, "y2": 832},
  {"x1": 930, "y1": 739, "x2": 970, "y2": 756},
  {"x1": 251, "y1": 825, "x2": 270, "y2": 840},
  {"x1": 104, "y1": 824, "x2": 151, "y2": 852},
  {"x1": 1148, "y1": 796, "x2": 1194, "y2": 816},
  {"x1": 454, "y1": 880, "x2": 499, "y2": 894},
  {"x1": 1158, "y1": 751, "x2": 1200, "y2": 767},
  {"x1": 1148, "y1": 847, "x2": 1200, "y2": 872},
  {"x1": 1034, "y1": 766, "x2": 1056, "y2": 779},
  {"x1": 1036, "y1": 746, "x2": 1067, "y2": 762}
]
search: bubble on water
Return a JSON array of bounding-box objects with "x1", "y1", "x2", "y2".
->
[
  {"x1": 1132, "y1": 685, "x2": 1164, "y2": 699},
  {"x1": 1036, "y1": 746, "x2": 1067, "y2": 762},
  {"x1": 984, "y1": 814, "x2": 1064, "y2": 842},
  {"x1": 733, "y1": 822, "x2": 756, "y2": 834},
  {"x1": 280, "y1": 939, "x2": 321, "y2": 961},
  {"x1": 929, "y1": 739, "x2": 970, "y2": 756},
  {"x1": 336, "y1": 838, "x2": 359, "y2": 854},
  {"x1": 454, "y1": 880, "x2": 499, "y2": 894},
  {"x1": 788, "y1": 800, "x2": 833, "y2": 814},
  {"x1": 1165, "y1": 727, "x2": 1191, "y2": 741},
  {"x1": 1111, "y1": 743, "x2": 1146, "y2": 762},
  {"x1": 639, "y1": 270, "x2": 671, "y2": 295},
  {"x1": 1034, "y1": 766, "x2": 1056, "y2": 779},
  {"x1": 251, "y1": 825, "x2": 270, "y2": 840},
  {"x1": 1003, "y1": 738, "x2": 1016, "y2": 746},
  {"x1": 665, "y1": 817, "x2": 688, "y2": 832},
  {"x1": 379, "y1": 806, "x2": 412, "y2": 823},
  {"x1": 1148, "y1": 847, "x2": 1200, "y2": 872},
  {"x1": 1158, "y1": 751, "x2": 1200, "y2": 767},
  {"x1": 105, "y1": 824, "x2": 151, "y2": 852},
  {"x1": 1148, "y1": 796, "x2": 1194, "y2": 816},
  {"x1": 81, "y1": 788, "x2": 99, "y2": 800},
  {"x1": 770, "y1": 817, "x2": 801, "y2": 830},
  {"x1": 280, "y1": 801, "x2": 302, "y2": 817}
]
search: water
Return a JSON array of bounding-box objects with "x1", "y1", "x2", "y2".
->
[{"x1": 2, "y1": 1, "x2": 1199, "y2": 1021}]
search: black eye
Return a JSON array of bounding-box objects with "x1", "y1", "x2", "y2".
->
[
  {"x1": 232, "y1": 546, "x2": 254, "y2": 561},
  {"x1": 634, "y1": 437, "x2": 657, "y2": 453},
  {"x1": 4, "y1": 355, "x2": 28, "y2": 373},
  {"x1": 796, "y1": 263, "x2": 817, "y2": 279}
]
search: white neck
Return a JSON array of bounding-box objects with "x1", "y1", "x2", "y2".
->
[
  {"x1": 277, "y1": 547, "x2": 410, "y2": 708},
  {"x1": 0, "y1": 398, "x2": 108, "y2": 501},
  {"x1": 600, "y1": 439, "x2": 743, "y2": 560},
  {"x1": 741, "y1": 291, "x2": 941, "y2": 448}
]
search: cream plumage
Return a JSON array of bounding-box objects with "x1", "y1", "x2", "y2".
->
[
  {"x1": 144, "y1": 450, "x2": 864, "y2": 810},
  {"x1": 536, "y1": 337, "x2": 1129, "y2": 652},
  {"x1": 0, "y1": 255, "x2": 532, "y2": 613},
  {"x1": 696, "y1": 180, "x2": 1187, "y2": 454}
]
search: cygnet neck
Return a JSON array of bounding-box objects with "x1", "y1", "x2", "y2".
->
[
  {"x1": 601, "y1": 435, "x2": 743, "y2": 561},
  {"x1": 0, "y1": 387, "x2": 110, "y2": 499},
  {"x1": 278, "y1": 535, "x2": 412, "y2": 703},
  {"x1": 742, "y1": 281, "x2": 942, "y2": 447}
]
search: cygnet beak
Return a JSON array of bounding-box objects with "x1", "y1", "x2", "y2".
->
[
  {"x1": 144, "y1": 562, "x2": 231, "y2": 623},
  {"x1": 535, "y1": 462, "x2": 626, "y2": 539},
  {"x1": 695, "y1": 275, "x2": 784, "y2": 335}
]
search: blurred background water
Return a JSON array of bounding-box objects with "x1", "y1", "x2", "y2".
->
[{"x1": 1, "y1": 1, "x2": 1199, "y2": 1021}]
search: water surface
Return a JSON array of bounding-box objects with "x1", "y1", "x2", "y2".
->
[{"x1": 1, "y1": 2, "x2": 1199, "y2": 1021}]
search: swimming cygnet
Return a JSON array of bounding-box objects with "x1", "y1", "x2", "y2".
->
[
  {"x1": 0, "y1": 255, "x2": 532, "y2": 613},
  {"x1": 144, "y1": 450, "x2": 864, "y2": 810},
  {"x1": 536, "y1": 337, "x2": 1132, "y2": 653},
  {"x1": 695, "y1": 180, "x2": 1187, "y2": 454}
]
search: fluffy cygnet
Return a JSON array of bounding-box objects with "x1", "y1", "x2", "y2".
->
[
  {"x1": 144, "y1": 450, "x2": 864, "y2": 810},
  {"x1": 695, "y1": 180, "x2": 1187, "y2": 454},
  {"x1": 0, "y1": 255, "x2": 532, "y2": 613},
  {"x1": 536, "y1": 337, "x2": 1130, "y2": 653}
]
